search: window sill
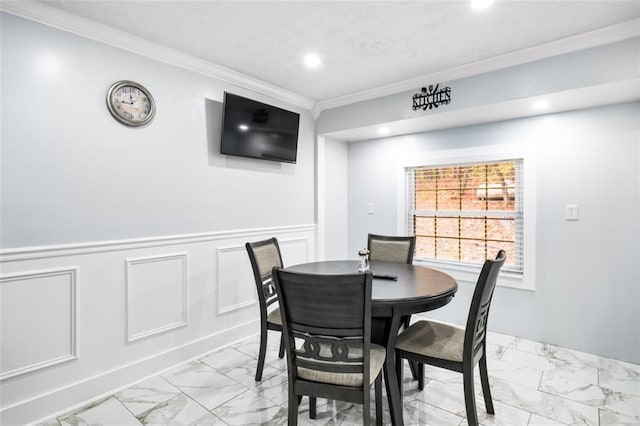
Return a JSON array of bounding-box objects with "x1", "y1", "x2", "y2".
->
[{"x1": 413, "y1": 258, "x2": 535, "y2": 291}]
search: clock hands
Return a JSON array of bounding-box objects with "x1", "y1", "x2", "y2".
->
[{"x1": 121, "y1": 94, "x2": 136, "y2": 105}]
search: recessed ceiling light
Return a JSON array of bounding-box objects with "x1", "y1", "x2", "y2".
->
[
  {"x1": 378, "y1": 127, "x2": 390, "y2": 135},
  {"x1": 238, "y1": 124, "x2": 249, "y2": 131},
  {"x1": 303, "y1": 53, "x2": 322, "y2": 68},
  {"x1": 532, "y1": 100, "x2": 550, "y2": 111},
  {"x1": 471, "y1": 0, "x2": 495, "y2": 11}
]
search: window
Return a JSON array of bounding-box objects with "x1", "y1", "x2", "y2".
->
[{"x1": 405, "y1": 160, "x2": 523, "y2": 273}]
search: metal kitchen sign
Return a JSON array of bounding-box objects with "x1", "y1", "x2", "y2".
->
[{"x1": 412, "y1": 84, "x2": 451, "y2": 111}]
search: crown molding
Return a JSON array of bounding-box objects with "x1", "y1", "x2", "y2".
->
[
  {"x1": 0, "y1": 0, "x2": 316, "y2": 110},
  {"x1": 2, "y1": 2, "x2": 637, "y2": 116},
  {"x1": 316, "y1": 18, "x2": 640, "y2": 112}
]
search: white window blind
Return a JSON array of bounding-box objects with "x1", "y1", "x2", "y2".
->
[{"x1": 405, "y1": 160, "x2": 524, "y2": 273}]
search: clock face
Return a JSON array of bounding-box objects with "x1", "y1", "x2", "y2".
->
[{"x1": 107, "y1": 81, "x2": 156, "y2": 126}]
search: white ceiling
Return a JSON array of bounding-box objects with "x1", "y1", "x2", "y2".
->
[{"x1": 34, "y1": 0, "x2": 640, "y2": 106}]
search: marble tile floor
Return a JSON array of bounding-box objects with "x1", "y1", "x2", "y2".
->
[{"x1": 38, "y1": 326, "x2": 640, "y2": 426}]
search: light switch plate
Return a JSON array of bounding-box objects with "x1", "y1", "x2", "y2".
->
[
  {"x1": 367, "y1": 202, "x2": 375, "y2": 215},
  {"x1": 566, "y1": 204, "x2": 579, "y2": 221}
]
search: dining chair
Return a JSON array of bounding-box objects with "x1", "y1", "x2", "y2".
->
[
  {"x1": 367, "y1": 233, "x2": 416, "y2": 264},
  {"x1": 273, "y1": 268, "x2": 384, "y2": 426},
  {"x1": 245, "y1": 237, "x2": 286, "y2": 381},
  {"x1": 394, "y1": 250, "x2": 506, "y2": 426},
  {"x1": 368, "y1": 233, "x2": 416, "y2": 330}
]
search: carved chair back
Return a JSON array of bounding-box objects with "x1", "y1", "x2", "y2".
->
[
  {"x1": 246, "y1": 238, "x2": 284, "y2": 314},
  {"x1": 273, "y1": 268, "x2": 374, "y2": 387},
  {"x1": 464, "y1": 250, "x2": 506, "y2": 364}
]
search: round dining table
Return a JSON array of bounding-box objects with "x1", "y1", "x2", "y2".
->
[{"x1": 283, "y1": 260, "x2": 458, "y2": 426}]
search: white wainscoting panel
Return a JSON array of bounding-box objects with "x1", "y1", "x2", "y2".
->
[
  {"x1": 0, "y1": 267, "x2": 77, "y2": 380},
  {"x1": 125, "y1": 253, "x2": 188, "y2": 342},
  {"x1": 280, "y1": 237, "x2": 310, "y2": 266},
  {"x1": 217, "y1": 245, "x2": 257, "y2": 315},
  {"x1": 0, "y1": 224, "x2": 315, "y2": 425}
]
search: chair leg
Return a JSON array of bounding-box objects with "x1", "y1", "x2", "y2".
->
[
  {"x1": 395, "y1": 352, "x2": 404, "y2": 393},
  {"x1": 402, "y1": 314, "x2": 411, "y2": 330},
  {"x1": 279, "y1": 332, "x2": 285, "y2": 359},
  {"x1": 361, "y1": 385, "x2": 370, "y2": 426},
  {"x1": 417, "y1": 363, "x2": 425, "y2": 391},
  {"x1": 463, "y1": 366, "x2": 479, "y2": 426},
  {"x1": 309, "y1": 397, "x2": 317, "y2": 419},
  {"x1": 408, "y1": 359, "x2": 418, "y2": 380},
  {"x1": 255, "y1": 323, "x2": 268, "y2": 381},
  {"x1": 375, "y1": 375, "x2": 383, "y2": 426},
  {"x1": 479, "y1": 355, "x2": 495, "y2": 414},
  {"x1": 288, "y1": 392, "x2": 299, "y2": 426}
]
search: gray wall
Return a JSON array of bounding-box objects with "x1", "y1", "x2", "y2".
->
[
  {"x1": 346, "y1": 103, "x2": 640, "y2": 363},
  {"x1": 321, "y1": 137, "x2": 349, "y2": 260},
  {"x1": 0, "y1": 13, "x2": 315, "y2": 248}
]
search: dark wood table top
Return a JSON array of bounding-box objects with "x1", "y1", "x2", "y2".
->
[{"x1": 284, "y1": 260, "x2": 458, "y2": 314}]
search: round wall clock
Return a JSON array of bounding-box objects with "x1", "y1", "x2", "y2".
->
[{"x1": 106, "y1": 80, "x2": 156, "y2": 127}]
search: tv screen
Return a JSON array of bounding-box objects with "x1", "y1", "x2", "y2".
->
[{"x1": 220, "y1": 92, "x2": 300, "y2": 163}]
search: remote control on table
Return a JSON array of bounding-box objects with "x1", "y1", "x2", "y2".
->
[{"x1": 372, "y1": 274, "x2": 398, "y2": 281}]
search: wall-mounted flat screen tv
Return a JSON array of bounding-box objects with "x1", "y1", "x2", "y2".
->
[{"x1": 220, "y1": 92, "x2": 300, "y2": 163}]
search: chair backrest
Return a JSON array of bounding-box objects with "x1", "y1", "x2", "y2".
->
[
  {"x1": 246, "y1": 238, "x2": 284, "y2": 313},
  {"x1": 273, "y1": 268, "x2": 373, "y2": 387},
  {"x1": 464, "y1": 250, "x2": 506, "y2": 363},
  {"x1": 367, "y1": 233, "x2": 416, "y2": 264}
]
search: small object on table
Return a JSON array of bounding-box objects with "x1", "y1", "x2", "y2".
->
[
  {"x1": 373, "y1": 273, "x2": 398, "y2": 280},
  {"x1": 357, "y1": 248, "x2": 370, "y2": 272}
]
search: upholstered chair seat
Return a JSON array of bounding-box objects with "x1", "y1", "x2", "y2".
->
[
  {"x1": 395, "y1": 320, "x2": 464, "y2": 362},
  {"x1": 297, "y1": 343, "x2": 386, "y2": 387}
]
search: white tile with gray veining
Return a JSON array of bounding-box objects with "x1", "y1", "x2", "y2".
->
[
  {"x1": 211, "y1": 389, "x2": 288, "y2": 425},
  {"x1": 486, "y1": 330, "x2": 517, "y2": 348},
  {"x1": 233, "y1": 331, "x2": 287, "y2": 371},
  {"x1": 489, "y1": 377, "x2": 599, "y2": 425},
  {"x1": 486, "y1": 341, "x2": 508, "y2": 360},
  {"x1": 410, "y1": 378, "x2": 478, "y2": 419},
  {"x1": 58, "y1": 396, "x2": 141, "y2": 425},
  {"x1": 527, "y1": 413, "x2": 566, "y2": 425},
  {"x1": 599, "y1": 408, "x2": 640, "y2": 426},
  {"x1": 600, "y1": 389, "x2": 640, "y2": 421},
  {"x1": 486, "y1": 357, "x2": 544, "y2": 389},
  {"x1": 223, "y1": 356, "x2": 283, "y2": 388},
  {"x1": 478, "y1": 401, "x2": 532, "y2": 426},
  {"x1": 200, "y1": 346, "x2": 257, "y2": 374},
  {"x1": 502, "y1": 348, "x2": 600, "y2": 385},
  {"x1": 115, "y1": 375, "x2": 182, "y2": 416},
  {"x1": 137, "y1": 394, "x2": 224, "y2": 425},
  {"x1": 403, "y1": 398, "x2": 466, "y2": 426},
  {"x1": 39, "y1": 332, "x2": 640, "y2": 426},
  {"x1": 539, "y1": 370, "x2": 607, "y2": 406},
  {"x1": 539, "y1": 367, "x2": 640, "y2": 421},
  {"x1": 162, "y1": 360, "x2": 248, "y2": 410},
  {"x1": 254, "y1": 372, "x2": 289, "y2": 406},
  {"x1": 511, "y1": 337, "x2": 550, "y2": 355},
  {"x1": 598, "y1": 358, "x2": 640, "y2": 396}
]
